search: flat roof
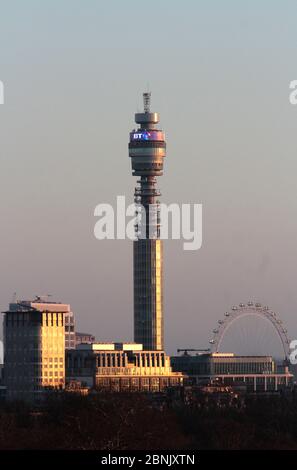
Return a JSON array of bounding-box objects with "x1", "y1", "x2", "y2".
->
[{"x1": 76, "y1": 342, "x2": 144, "y2": 351}]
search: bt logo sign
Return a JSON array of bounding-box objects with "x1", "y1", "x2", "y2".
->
[{"x1": 132, "y1": 132, "x2": 150, "y2": 140}]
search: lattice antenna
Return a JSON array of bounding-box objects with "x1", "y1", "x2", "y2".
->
[{"x1": 143, "y1": 92, "x2": 151, "y2": 113}]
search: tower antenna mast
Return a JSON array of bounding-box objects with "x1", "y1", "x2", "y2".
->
[
  {"x1": 129, "y1": 93, "x2": 166, "y2": 351},
  {"x1": 143, "y1": 92, "x2": 151, "y2": 113}
]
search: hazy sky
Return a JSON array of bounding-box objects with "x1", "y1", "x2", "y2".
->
[{"x1": 0, "y1": 1, "x2": 297, "y2": 356}]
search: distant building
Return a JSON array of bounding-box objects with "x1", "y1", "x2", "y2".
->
[
  {"x1": 3, "y1": 300, "x2": 66, "y2": 402},
  {"x1": 65, "y1": 309, "x2": 76, "y2": 349},
  {"x1": 171, "y1": 352, "x2": 293, "y2": 393},
  {"x1": 67, "y1": 342, "x2": 184, "y2": 392},
  {"x1": 75, "y1": 332, "x2": 95, "y2": 346}
]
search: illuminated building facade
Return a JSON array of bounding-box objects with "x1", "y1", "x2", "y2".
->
[
  {"x1": 129, "y1": 93, "x2": 166, "y2": 351},
  {"x1": 3, "y1": 300, "x2": 66, "y2": 402},
  {"x1": 66, "y1": 343, "x2": 183, "y2": 392}
]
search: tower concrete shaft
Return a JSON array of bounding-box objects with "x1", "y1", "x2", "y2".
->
[{"x1": 129, "y1": 93, "x2": 166, "y2": 350}]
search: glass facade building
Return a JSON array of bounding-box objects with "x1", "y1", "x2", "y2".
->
[{"x1": 134, "y1": 239, "x2": 163, "y2": 351}]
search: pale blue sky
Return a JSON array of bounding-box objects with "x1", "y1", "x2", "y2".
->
[{"x1": 0, "y1": 1, "x2": 297, "y2": 355}]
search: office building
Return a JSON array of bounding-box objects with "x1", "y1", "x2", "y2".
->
[
  {"x1": 171, "y1": 352, "x2": 293, "y2": 392},
  {"x1": 67, "y1": 343, "x2": 183, "y2": 392},
  {"x1": 3, "y1": 299, "x2": 66, "y2": 402}
]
